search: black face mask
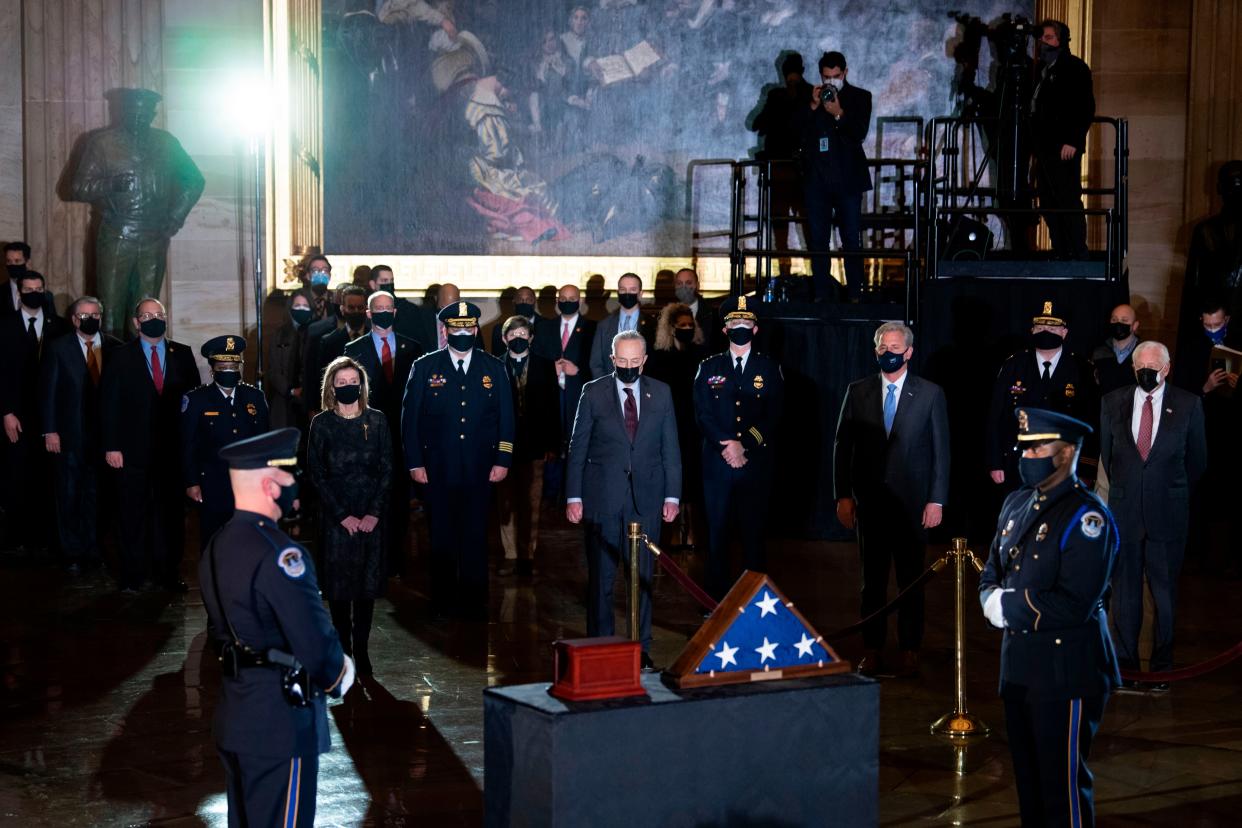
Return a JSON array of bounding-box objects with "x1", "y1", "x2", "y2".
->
[
  {"x1": 617, "y1": 293, "x2": 640, "y2": 310},
  {"x1": 674, "y1": 328, "x2": 696, "y2": 345},
  {"x1": 344, "y1": 311, "x2": 367, "y2": 330},
  {"x1": 375, "y1": 281, "x2": 394, "y2": 292},
  {"x1": 140, "y1": 318, "x2": 166, "y2": 339},
  {"x1": 370, "y1": 311, "x2": 395, "y2": 330},
  {"x1": 1039, "y1": 44, "x2": 1061, "y2": 63},
  {"x1": 1135, "y1": 367, "x2": 1162, "y2": 393},
  {"x1": 515, "y1": 302, "x2": 536, "y2": 318},
  {"x1": 335, "y1": 383, "x2": 361, "y2": 405},
  {"x1": 877, "y1": 350, "x2": 905, "y2": 373},
  {"x1": 275, "y1": 475, "x2": 299, "y2": 517},
  {"x1": 20, "y1": 291, "x2": 43, "y2": 310},
  {"x1": 727, "y1": 326, "x2": 754, "y2": 346},
  {"x1": 1110, "y1": 322, "x2": 1133, "y2": 341},
  {"x1": 6, "y1": 264, "x2": 26, "y2": 279},
  {"x1": 508, "y1": 337, "x2": 530, "y2": 355},
  {"x1": 290, "y1": 307, "x2": 313, "y2": 327},
  {"x1": 1019, "y1": 454, "x2": 1058, "y2": 487},
  {"x1": 1032, "y1": 330, "x2": 1064, "y2": 350},
  {"x1": 78, "y1": 317, "x2": 101, "y2": 336},
  {"x1": 448, "y1": 331, "x2": 476, "y2": 352},
  {"x1": 214, "y1": 370, "x2": 241, "y2": 389},
  {"x1": 615, "y1": 365, "x2": 640, "y2": 384},
  {"x1": 558, "y1": 300, "x2": 580, "y2": 316}
]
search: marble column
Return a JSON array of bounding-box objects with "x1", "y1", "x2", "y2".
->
[
  {"x1": 1185, "y1": 0, "x2": 1242, "y2": 222},
  {"x1": 0, "y1": 0, "x2": 22, "y2": 243}
]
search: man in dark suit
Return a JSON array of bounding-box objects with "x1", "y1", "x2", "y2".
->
[
  {"x1": 368, "y1": 264, "x2": 424, "y2": 346},
  {"x1": 402, "y1": 301, "x2": 514, "y2": 618},
  {"x1": 796, "y1": 51, "x2": 873, "y2": 302},
  {"x1": 834, "y1": 322, "x2": 950, "y2": 677},
  {"x1": 536, "y1": 283, "x2": 596, "y2": 441},
  {"x1": 566, "y1": 330, "x2": 681, "y2": 667},
  {"x1": 589, "y1": 273, "x2": 655, "y2": 379},
  {"x1": 101, "y1": 297, "x2": 201, "y2": 593},
  {"x1": 987, "y1": 301, "x2": 1100, "y2": 493},
  {"x1": 181, "y1": 335, "x2": 271, "y2": 550},
  {"x1": 750, "y1": 53, "x2": 813, "y2": 277},
  {"x1": 344, "y1": 289, "x2": 422, "y2": 576},
  {"x1": 1, "y1": 269, "x2": 71, "y2": 553},
  {"x1": 1091, "y1": 303, "x2": 1143, "y2": 395},
  {"x1": 311, "y1": 286, "x2": 369, "y2": 400},
  {"x1": 979, "y1": 408, "x2": 1119, "y2": 828},
  {"x1": 1, "y1": 243, "x2": 54, "y2": 317},
  {"x1": 1031, "y1": 20, "x2": 1095, "y2": 260},
  {"x1": 489, "y1": 285, "x2": 546, "y2": 356},
  {"x1": 497, "y1": 315, "x2": 560, "y2": 576},
  {"x1": 1101, "y1": 341, "x2": 1206, "y2": 688},
  {"x1": 693, "y1": 296, "x2": 784, "y2": 599},
  {"x1": 40, "y1": 296, "x2": 122, "y2": 572}
]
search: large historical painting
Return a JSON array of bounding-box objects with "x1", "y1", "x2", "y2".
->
[{"x1": 323, "y1": 0, "x2": 1030, "y2": 256}]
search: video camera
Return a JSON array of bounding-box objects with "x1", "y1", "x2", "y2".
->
[{"x1": 949, "y1": 11, "x2": 1036, "y2": 65}]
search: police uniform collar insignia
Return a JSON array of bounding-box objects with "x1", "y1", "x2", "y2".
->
[
  {"x1": 1080, "y1": 511, "x2": 1104, "y2": 539},
  {"x1": 278, "y1": 547, "x2": 305, "y2": 578}
]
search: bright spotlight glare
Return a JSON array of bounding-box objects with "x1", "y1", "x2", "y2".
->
[{"x1": 221, "y1": 74, "x2": 270, "y2": 140}]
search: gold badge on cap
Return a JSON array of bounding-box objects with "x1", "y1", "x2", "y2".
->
[
  {"x1": 458, "y1": 301, "x2": 467, "y2": 316},
  {"x1": 226, "y1": 337, "x2": 236, "y2": 352},
  {"x1": 1043, "y1": 301, "x2": 1053, "y2": 315},
  {"x1": 739, "y1": 296, "x2": 748, "y2": 311}
]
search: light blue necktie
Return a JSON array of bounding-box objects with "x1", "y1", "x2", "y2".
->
[{"x1": 883, "y1": 383, "x2": 897, "y2": 436}]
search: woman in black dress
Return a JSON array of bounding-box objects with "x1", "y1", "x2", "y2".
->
[
  {"x1": 307, "y1": 356, "x2": 392, "y2": 676},
  {"x1": 646, "y1": 302, "x2": 709, "y2": 550}
]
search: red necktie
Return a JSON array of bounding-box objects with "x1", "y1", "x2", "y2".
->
[
  {"x1": 561, "y1": 320, "x2": 571, "y2": 352},
  {"x1": 381, "y1": 336, "x2": 394, "y2": 383},
  {"x1": 1137, "y1": 394, "x2": 1153, "y2": 461},
  {"x1": 151, "y1": 346, "x2": 164, "y2": 395},
  {"x1": 623, "y1": 387, "x2": 638, "y2": 442}
]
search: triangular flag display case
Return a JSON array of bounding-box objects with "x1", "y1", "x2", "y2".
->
[{"x1": 665, "y1": 571, "x2": 852, "y2": 688}]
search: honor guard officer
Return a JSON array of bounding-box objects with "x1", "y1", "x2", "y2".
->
[
  {"x1": 979, "y1": 408, "x2": 1120, "y2": 828},
  {"x1": 181, "y1": 335, "x2": 270, "y2": 548},
  {"x1": 986, "y1": 301, "x2": 1100, "y2": 491},
  {"x1": 401, "y1": 301, "x2": 515, "y2": 618},
  {"x1": 200, "y1": 428, "x2": 354, "y2": 828},
  {"x1": 692, "y1": 296, "x2": 785, "y2": 599}
]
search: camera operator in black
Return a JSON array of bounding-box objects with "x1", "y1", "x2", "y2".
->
[
  {"x1": 795, "y1": 51, "x2": 873, "y2": 302},
  {"x1": 1030, "y1": 19, "x2": 1095, "y2": 260},
  {"x1": 200, "y1": 428, "x2": 354, "y2": 827}
]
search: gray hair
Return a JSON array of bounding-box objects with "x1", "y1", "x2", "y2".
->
[
  {"x1": 367, "y1": 290, "x2": 395, "y2": 310},
  {"x1": 874, "y1": 322, "x2": 913, "y2": 349},
  {"x1": 1132, "y1": 340, "x2": 1170, "y2": 367},
  {"x1": 70, "y1": 295, "x2": 103, "y2": 316},
  {"x1": 611, "y1": 329, "x2": 648, "y2": 355}
]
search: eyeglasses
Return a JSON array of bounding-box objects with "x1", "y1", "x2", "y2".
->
[
  {"x1": 75, "y1": 313, "x2": 102, "y2": 320},
  {"x1": 136, "y1": 312, "x2": 166, "y2": 322}
]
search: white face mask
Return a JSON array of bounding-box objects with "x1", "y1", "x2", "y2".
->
[{"x1": 825, "y1": 77, "x2": 844, "y2": 91}]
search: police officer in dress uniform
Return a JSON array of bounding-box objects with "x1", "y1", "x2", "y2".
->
[
  {"x1": 692, "y1": 296, "x2": 785, "y2": 599},
  {"x1": 200, "y1": 428, "x2": 354, "y2": 828},
  {"x1": 401, "y1": 301, "x2": 515, "y2": 619},
  {"x1": 979, "y1": 408, "x2": 1120, "y2": 828},
  {"x1": 987, "y1": 301, "x2": 1100, "y2": 492},
  {"x1": 182, "y1": 335, "x2": 270, "y2": 549}
]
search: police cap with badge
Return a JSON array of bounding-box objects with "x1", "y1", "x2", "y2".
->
[
  {"x1": 212, "y1": 428, "x2": 312, "y2": 706},
  {"x1": 720, "y1": 294, "x2": 759, "y2": 323},
  {"x1": 1031, "y1": 300, "x2": 1066, "y2": 328},
  {"x1": 438, "y1": 301, "x2": 482, "y2": 327},
  {"x1": 202, "y1": 333, "x2": 247, "y2": 365},
  {"x1": 1014, "y1": 406, "x2": 1091, "y2": 447}
]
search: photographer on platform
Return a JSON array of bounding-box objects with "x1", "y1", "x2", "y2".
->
[
  {"x1": 1030, "y1": 19, "x2": 1095, "y2": 260},
  {"x1": 796, "y1": 51, "x2": 873, "y2": 303}
]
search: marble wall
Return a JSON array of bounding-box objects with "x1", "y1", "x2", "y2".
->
[
  {"x1": 1089, "y1": 0, "x2": 1192, "y2": 347},
  {"x1": 0, "y1": 0, "x2": 22, "y2": 243}
]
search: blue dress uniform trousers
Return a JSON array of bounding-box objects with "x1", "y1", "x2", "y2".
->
[
  {"x1": 217, "y1": 750, "x2": 318, "y2": 828},
  {"x1": 1003, "y1": 692, "x2": 1107, "y2": 828},
  {"x1": 584, "y1": 511, "x2": 657, "y2": 649}
]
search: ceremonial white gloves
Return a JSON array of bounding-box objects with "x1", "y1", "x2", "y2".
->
[
  {"x1": 982, "y1": 588, "x2": 1012, "y2": 629},
  {"x1": 340, "y1": 655, "x2": 356, "y2": 696}
]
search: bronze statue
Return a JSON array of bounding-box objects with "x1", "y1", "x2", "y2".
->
[
  {"x1": 70, "y1": 88, "x2": 205, "y2": 334},
  {"x1": 1180, "y1": 161, "x2": 1242, "y2": 340}
]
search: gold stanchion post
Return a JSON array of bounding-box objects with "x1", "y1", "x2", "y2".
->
[
  {"x1": 930, "y1": 537, "x2": 989, "y2": 774},
  {"x1": 627, "y1": 522, "x2": 642, "y2": 642}
]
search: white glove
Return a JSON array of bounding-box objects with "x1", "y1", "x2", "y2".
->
[
  {"x1": 339, "y1": 655, "x2": 356, "y2": 696},
  {"x1": 983, "y1": 588, "x2": 1012, "y2": 629}
]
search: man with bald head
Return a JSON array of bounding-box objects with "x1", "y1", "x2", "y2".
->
[
  {"x1": 419, "y1": 282, "x2": 462, "y2": 352},
  {"x1": 1091, "y1": 303, "x2": 1143, "y2": 394},
  {"x1": 101, "y1": 297, "x2": 200, "y2": 592},
  {"x1": 490, "y1": 286, "x2": 546, "y2": 355}
]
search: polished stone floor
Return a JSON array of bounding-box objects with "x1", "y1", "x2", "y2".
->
[{"x1": 2, "y1": 508, "x2": 1241, "y2": 826}]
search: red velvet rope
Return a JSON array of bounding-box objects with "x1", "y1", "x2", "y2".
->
[
  {"x1": 651, "y1": 548, "x2": 719, "y2": 611},
  {"x1": 1119, "y1": 641, "x2": 1242, "y2": 683}
]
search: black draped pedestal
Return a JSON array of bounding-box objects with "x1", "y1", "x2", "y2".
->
[{"x1": 484, "y1": 672, "x2": 879, "y2": 827}]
